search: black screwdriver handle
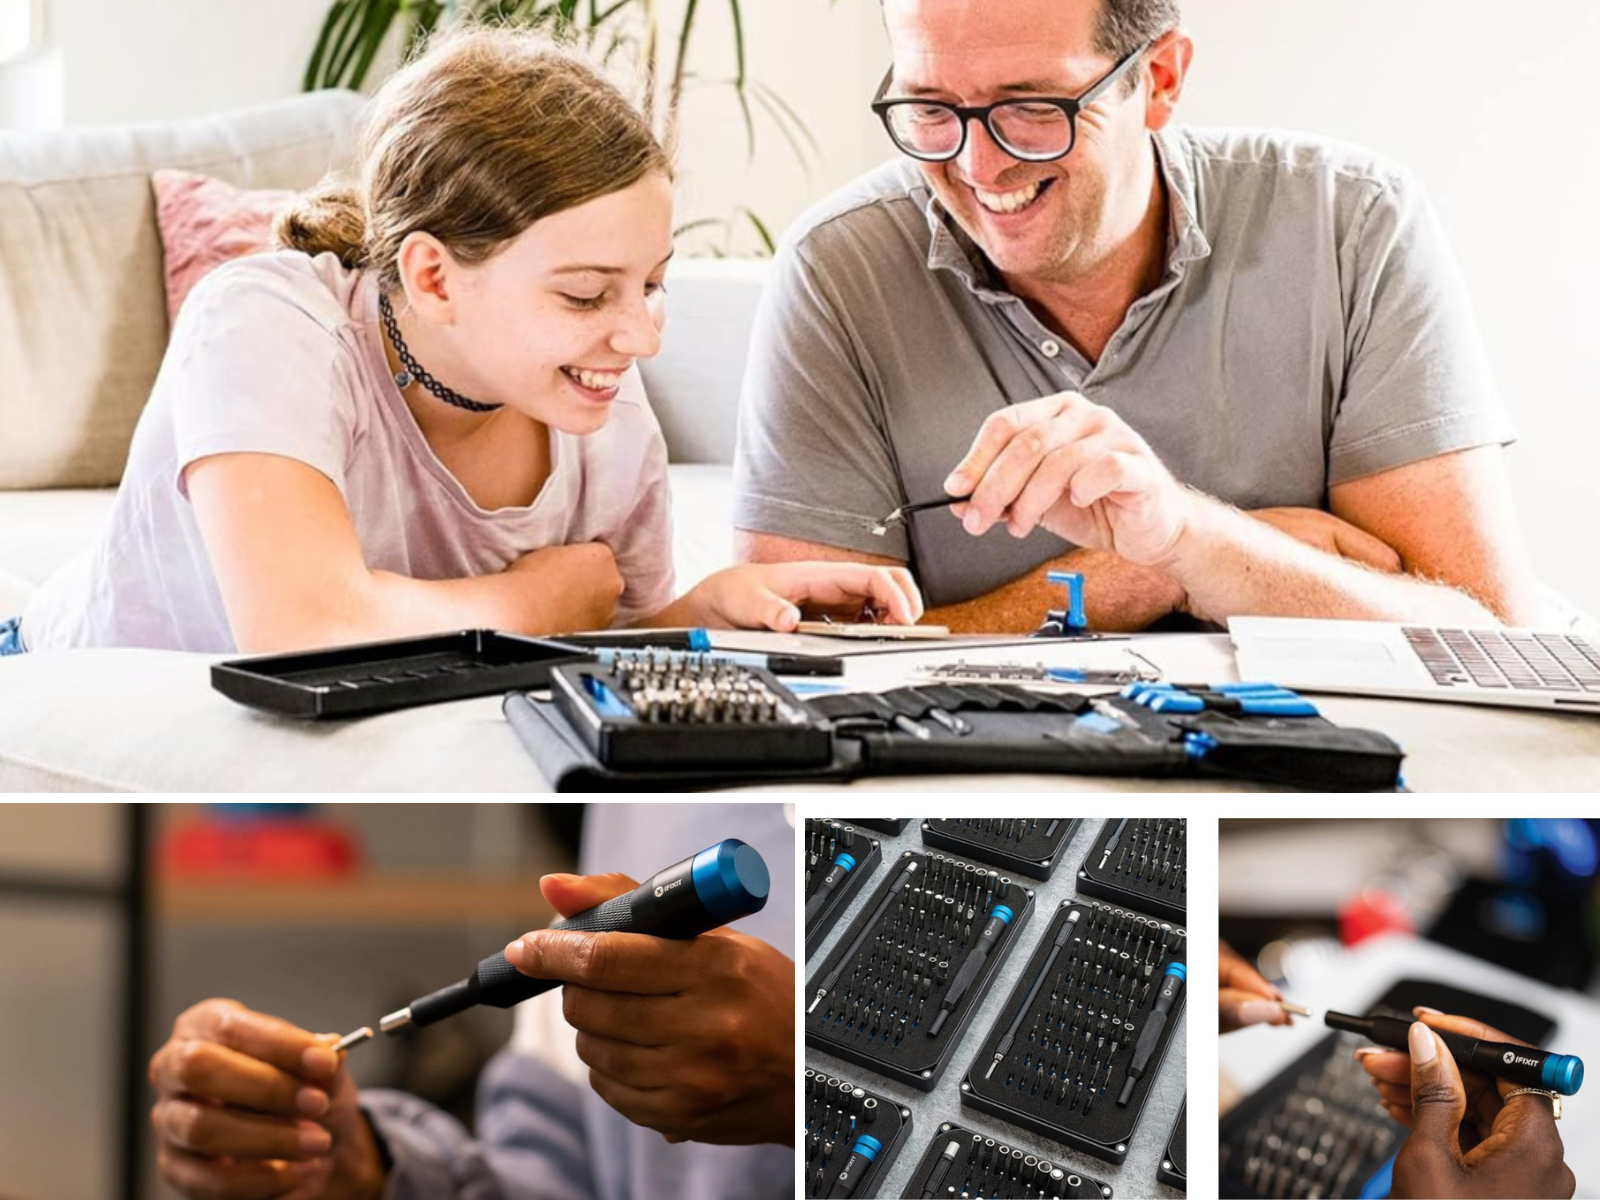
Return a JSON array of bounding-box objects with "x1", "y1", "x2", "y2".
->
[{"x1": 408, "y1": 841, "x2": 766, "y2": 1028}]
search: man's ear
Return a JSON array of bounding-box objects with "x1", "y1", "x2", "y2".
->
[
  {"x1": 395, "y1": 231, "x2": 457, "y2": 325},
  {"x1": 1143, "y1": 28, "x2": 1194, "y2": 132}
]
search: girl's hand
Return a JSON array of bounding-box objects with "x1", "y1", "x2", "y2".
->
[{"x1": 688, "y1": 562, "x2": 924, "y2": 631}]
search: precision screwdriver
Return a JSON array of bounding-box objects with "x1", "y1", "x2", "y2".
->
[
  {"x1": 826, "y1": 1133, "x2": 882, "y2": 1199},
  {"x1": 805, "y1": 850, "x2": 856, "y2": 924},
  {"x1": 1099, "y1": 817, "x2": 1129, "y2": 870},
  {"x1": 336, "y1": 839, "x2": 768, "y2": 1048},
  {"x1": 1117, "y1": 959, "x2": 1185, "y2": 1105},
  {"x1": 1325, "y1": 1010, "x2": 1584, "y2": 1094},
  {"x1": 809, "y1": 859, "x2": 919, "y2": 1014},
  {"x1": 920, "y1": 1139, "x2": 961, "y2": 1198},
  {"x1": 986, "y1": 908, "x2": 1079, "y2": 1078},
  {"x1": 928, "y1": 901, "x2": 1013, "y2": 1037}
]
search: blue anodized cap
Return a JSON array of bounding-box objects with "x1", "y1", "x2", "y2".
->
[
  {"x1": 834, "y1": 853, "x2": 857, "y2": 873},
  {"x1": 1542, "y1": 1053, "x2": 1584, "y2": 1096},
  {"x1": 851, "y1": 1134, "x2": 883, "y2": 1160},
  {"x1": 690, "y1": 839, "x2": 770, "y2": 923},
  {"x1": 990, "y1": 904, "x2": 1014, "y2": 925},
  {"x1": 1165, "y1": 961, "x2": 1186, "y2": 982}
]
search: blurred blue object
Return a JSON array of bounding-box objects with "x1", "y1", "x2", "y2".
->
[
  {"x1": 1505, "y1": 819, "x2": 1598, "y2": 879},
  {"x1": 1358, "y1": 1151, "x2": 1396, "y2": 1199},
  {"x1": 209, "y1": 803, "x2": 316, "y2": 821}
]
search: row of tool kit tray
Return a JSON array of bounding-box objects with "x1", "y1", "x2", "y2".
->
[{"x1": 804, "y1": 817, "x2": 1187, "y2": 1199}]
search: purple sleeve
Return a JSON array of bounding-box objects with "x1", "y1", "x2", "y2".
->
[{"x1": 361, "y1": 1050, "x2": 597, "y2": 1200}]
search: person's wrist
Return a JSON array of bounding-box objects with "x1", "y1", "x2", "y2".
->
[{"x1": 333, "y1": 1108, "x2": 387, "y2": 1200}]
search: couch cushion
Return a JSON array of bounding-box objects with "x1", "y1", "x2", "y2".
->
[
  {"x1": 153, "y1": 169, "x2": 295, "y2": 325},
  {"x1": 0, "y1": 90, "x2": 365, "y2": 490},
  {"x1": 638, "y1": 258, "x2": 765, "y2": 466}
]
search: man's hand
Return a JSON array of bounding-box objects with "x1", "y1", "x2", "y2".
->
[
  {"x1": 1249, "y1": 508, "x2": 1402, "y2": 573},
  {"x1": 505, "y1": 872, "x2": 794, "y2": 1146},
  {"x1": 148, "y1": 1000, "x2": 384, "y2": 1200},
  {"x1": 1356, "y1": 1008, "x2": 1574, "y2": 1199},
  {"x1": 944, "y1": 392, "x2": 1196, "y2": 568}
]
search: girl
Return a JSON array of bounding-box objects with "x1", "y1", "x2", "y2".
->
[{"x1": 4, "y1": 28, "x2": 921, "y2": 656}]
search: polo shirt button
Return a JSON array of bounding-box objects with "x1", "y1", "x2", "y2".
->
[{"x1": 1040, "y1": 339, "x2": 1061, "y2": 357}]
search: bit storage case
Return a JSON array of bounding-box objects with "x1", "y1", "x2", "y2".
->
[
  {"x1": 852, "y1": 818, "x2": 913, "y2": 835},
  {"x1": 803, "y1": 1068, "x2": 912, "y2": 1199},
  {"x1": 805, "y1": 850, "x2": 1035, "y2": 1092},
  {"x1": 806, "y1": 819, "x2": 884, "y2": 958},
  {"x1": 1158, "y1": 1097, "x2": 1186, "y2": 1192},
  {"x1": 960, "y1": 899, "x2": 1186, "y2": 1164},
  {"x1": 922, "y1": 817, "x2": 1080, "y2": 880},
  {"x1": 1076, "y1": 818, "x2": 1186, "y2": 924},
  {"x1": 903, "y1": 1122, "x2": 1114, "y2": 1200}
]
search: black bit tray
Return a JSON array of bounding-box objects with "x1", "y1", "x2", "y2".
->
[
  {"x1": 902, "y1": 1121, "x2": 1115, "y2": 1199},
  {"x1": 922, "y1": 817, "x2": 1081, "y2": 880},
  {"x1": 1075, "y1": 817, "x2": 1186, "y2": 923},
  {"x1": 806, "y1": 820, "x2": 884, "y2": 959},
  {"x1": 851, "y1": 818, "x2": 913, "y2": 835},
  {"x1": 804, "y1": 1067, "x2": 913, "y2": 1198},
  {"x1": 1158, "y1": 1096, "x2": 1186, "y2": 1191}
]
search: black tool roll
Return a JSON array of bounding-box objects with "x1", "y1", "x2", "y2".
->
[{"x1": 504, "y1": 682, "x2": 1403, "y2": 791}]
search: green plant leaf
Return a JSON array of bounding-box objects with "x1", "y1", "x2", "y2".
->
[
  {"x1": 727, "y1": 0, "x2": 745, "y2": 88},
  {"x1": 346, "y1": 0, "x2": 404, "y2": 89},
  {"x1": 735, "y1": 206, "x2": 777, "y2": 255}
]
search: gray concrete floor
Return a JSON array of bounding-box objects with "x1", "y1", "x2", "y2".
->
[{"x1": 806, "y1": 817, "x2": 1186, "y2": 1200}]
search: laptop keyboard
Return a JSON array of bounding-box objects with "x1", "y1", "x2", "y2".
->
[{"x1": 1404, "y1": 627, "x2": 1600, "y2": 692}]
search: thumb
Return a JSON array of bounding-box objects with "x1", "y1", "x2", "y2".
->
[
  {"x1": 537, "y1": 871, "x2": 639, "y2": 920},
  {"x1": 747, "y1": 585, "x2": 801, "y2": 632},
  {"x1": 1407, "y1": 1019, "x2": 1468, "y2": 1160}
]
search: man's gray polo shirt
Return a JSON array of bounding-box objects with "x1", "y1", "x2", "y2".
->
[{"x1": 733, "y1": 127, "x2": 1514, "y2": 608}]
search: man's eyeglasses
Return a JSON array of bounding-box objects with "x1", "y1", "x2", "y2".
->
[{"x1": 870, "y1": 43, "x2": 1148, "y2": 164}]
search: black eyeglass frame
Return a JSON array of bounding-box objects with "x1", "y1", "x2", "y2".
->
[{"x1": 870, "y1": 41, "x2": 1150, "y2": 164}]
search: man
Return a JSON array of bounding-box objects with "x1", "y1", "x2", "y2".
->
[{"x1": 734, "y1": 0, "x2": 1541, "y2": 632}]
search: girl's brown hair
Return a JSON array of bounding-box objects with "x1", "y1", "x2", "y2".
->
[{"x1": 275, "y1": 27, "x2": 671, "y2": 292}]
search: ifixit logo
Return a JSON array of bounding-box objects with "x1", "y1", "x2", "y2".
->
[
  {"x1": 1504, "y1": 1050, "x2": 1540, "y2": 1067},
  {"x1": 655, "y1": 877, "x2": 684, "y2": 898}
]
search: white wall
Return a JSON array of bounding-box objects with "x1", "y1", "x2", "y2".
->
[{"x1": 44, "y1": 0, "x2": 1600, "y2": 612}]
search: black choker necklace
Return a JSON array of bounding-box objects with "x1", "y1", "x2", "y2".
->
[{"x1": 379, "y1": 291, "x2": 502, "y2": 414}]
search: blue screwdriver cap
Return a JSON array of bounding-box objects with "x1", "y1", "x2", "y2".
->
[
  {"x1": 991, "y1": 904, "x2": 1014, "y2": 925},
  {"x1": 1543, "y1": 1053, "x2": 1584, "y2": 1095},
  {"x1": 834, "y1": 853, "x2": 857, "y2": 874},
  {"x1": 690, "y1": 839, "x2": 769, "y2": 923},
  {"x1": 851, "y1": 1134, "x2": 883, "y2": 1160}
]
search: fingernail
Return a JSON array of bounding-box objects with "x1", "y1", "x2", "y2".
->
[
  {"x1": 301, "y1": 1046, "x2": 338, "y2": 1077},
  {"x1": 1409, "y1": 1020, "x2": 1437, "y2": 1064},
  {"x1": 299, "y1": 1124, "x2": 333, "y2": 1154},
  {"x1": 1238, "y1": 999, "x2": 1280, "y2": 1025},
  {"x1": 963, "y1": 511, "x2": 983, "y2": 535},
  {"x1": 944, "y1": 472, "x2": 967, "y2": 493},
  {"x1": 504, "y1": 939, "x2": 526, "y2": 967},
  {"x1": 295, "y1": 1087, "x2": 330, "y2": 1116},
  {"x1": 1352, "y1": 1047, "x2": 1384, "y2": 1059},
  {"x1": 1413, "y1": 1006, "x2": 1442, "y2": 1016}
]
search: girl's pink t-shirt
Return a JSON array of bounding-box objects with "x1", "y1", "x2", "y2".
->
[{"x1": 22, "y1": 251, "x2": 675, "y2": 652}]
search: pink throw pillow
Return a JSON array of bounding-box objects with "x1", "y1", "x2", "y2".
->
[{"x1": 152, "y1": 169, "x2": 297, "y2": 326}]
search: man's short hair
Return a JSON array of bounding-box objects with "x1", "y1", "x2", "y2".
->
[{"x1": 1095, "y1": 0, "x2": 1181, "y2": 88}]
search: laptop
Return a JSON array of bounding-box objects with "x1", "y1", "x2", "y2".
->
[{"x1": 1228, "y1": 617, "x2": 1600, "y2": 714}]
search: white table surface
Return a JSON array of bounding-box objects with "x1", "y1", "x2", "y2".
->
[{"x1": 1, "y1": 633, "x2": 1597, "y2": 791}]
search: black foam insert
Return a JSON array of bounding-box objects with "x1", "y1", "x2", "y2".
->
[
  {"x1": 805, "y1": 850, "x2": 1036, "y2": 1091},
  {"x1": 806, "y1": 819, "x2": 884, "y2": 959},
  {"x1": 960, "y1": 899, "x2": 1186, "y2": 1163},
  {"x1": 922, "y1": 817, "x2": 1081, "y2": 880},
  {"x1": 804, "y1": 1067, "x2": 912, "y2": 1199},
  {"x1": 902, "y1": 1122, "x2": 1115, "y2": 1199},
  {"x1": 1076, "y1": 817, "x2": 1185, "y2": 922}
]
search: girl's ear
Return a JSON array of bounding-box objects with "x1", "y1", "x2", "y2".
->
[{"x1": 395, "y1": 231, "x2": 457, "y2": 324}]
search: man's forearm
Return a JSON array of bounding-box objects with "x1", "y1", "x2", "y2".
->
[
  {"x1": 1166, "y1": 499, "x2": 1500, "y2": 626},
  {"x1": 927, "y1": 548, "x2": 1188, "y2": 634}
]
